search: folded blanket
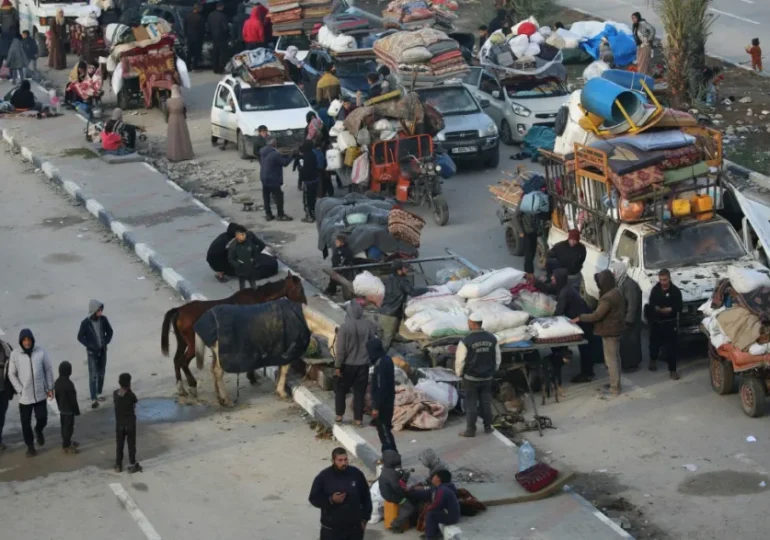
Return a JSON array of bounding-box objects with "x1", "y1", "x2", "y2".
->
[
  {"x1": 271, "y1": 7, "x2": 302, "y2": 22},
  {"x1": 269, "y1": 1, "x2": 300, "y2": 12}
]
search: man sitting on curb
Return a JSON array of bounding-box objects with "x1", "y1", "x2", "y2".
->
[{"x1": 423, "y1": 470, "x2": 461, "y2": 540}]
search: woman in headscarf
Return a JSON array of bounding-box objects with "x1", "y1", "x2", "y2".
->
[
  {"x1": 613, "y1": 261, "x2": 643, "y2": 373},
  {"x1": 283, "y1": 45, "x2": 303, "y2": 85},
  {"x1": 631, "y1": 12, "x2": 656, "y2": 76},
  {"x1": 102, "y1": 108, "x2": 138, "y2": 151},
  {"x1": 6, "y1": 34, "x2": 27, "y2": 83},
  {"x1": 65, "y1": 61, "x2": 102, "y2": 103},
  {"x1": 9, "y1": 79, "x2": 37, "y2": 110},
  {"x1": 166, "y1": 85, "x2": 194, "y2": 162},
  {"x1": 48, "y1": 9, "x2": 67, "y2": 70}
]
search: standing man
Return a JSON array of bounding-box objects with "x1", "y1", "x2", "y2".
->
[
  {"x1": 0, "y1": 337, "x2": 12, "y2": 451},
  {"x1": 8, "y1": 329, "x2": 54, "y2": 457},
  {"x1": 242, "y1": 5, "x2": 265, "y2": 49},
  {"x1": 368, "y1": 338, "x2": 397, "y2": 452},
  {"x1": 184, "y1": 3, "x2": 206, "y2": 71},
  {"x1": 309, "y1": 447, "x2": 372, "y2": 540},
  {"x1": 231, "y1": 3, "x2": 248, "y2": 53},
  {"x1": 334, "y1": 302, "x2": 376, "y2": 426},
  {"x1": 455, "y1": 313, "x2": 501, "y2": 438},
  {"x1": 546, "y1": 229, "x2": 586, "y2": 280},
  {"x1": 77, "y1": 300, "x2": 114, "y2": 409},
  {"x1": 259, "y1": 137, "x2": 295, "y2": 221},
  {"x1": 477, "y1": 25, "x2": 489, "y2": 53},
  {"x1": 207, "y1": 1, "x2": 230, "y2": 74},
  {"x1": 378, "y1": 261, "x2": 427, "y2": 351},
  {"x1": 614, "y1": 261, "x2": 643, "y2": 373},
  {"x1": 647, "y1": 268, "x2": 683, "y2": 380},
  {"x1": 573, "y1": 270, "x2": 626, "y2": 396}
]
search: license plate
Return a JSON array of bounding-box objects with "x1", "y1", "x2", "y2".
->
[{"x1": 452, "y1": 146, "x2": 476, "y2": 154}]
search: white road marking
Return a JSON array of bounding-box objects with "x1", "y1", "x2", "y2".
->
[
  {"x1": 142, "y1": 162, "x2": 159, "y2": 174},
  {"x1": 193, "y1": 199, "x2": 212, "y2": 212},
  {"x1": 165, "y1": 179, "x2": 184, "y2": 192},
  {"x1": 492, "y1": 429, "x2": 516, "y2": 448},
  {"x1": 738, "y1": 0, "x2": 754, "y2": 4},
  {"x1": 109, "y1": 483, "x2": 162, "y2": 540},
  {"x1": 0, "y1": 465, "x2": 18, "y2": 474},
  {"x1": 709, "y1": 8, "x2": 760, "y2": 24}
]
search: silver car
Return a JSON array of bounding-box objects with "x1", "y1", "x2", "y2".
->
[{"x1": 463, "y1": 66, "x2": 569, "y2": 145}]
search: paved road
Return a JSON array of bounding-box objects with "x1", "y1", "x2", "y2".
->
[
  {"x1": 0, "y1": 150, "x2": 375, "y2": 539},
  {"x1": 558, "y1": 0, "x2": 767, "y2": 68}
]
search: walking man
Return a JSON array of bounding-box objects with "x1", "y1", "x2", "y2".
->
[
  {"x1": 184, "y1": 3, "x2": 206, "y2": 71},
  {"x1": 259, "y1": 137, "x2": 294, "y2": 221},
  {"x1": 8, "y1": 329, "x2": 54, "y2": 457},
  {"x1": 207, "y1": 1, "x2": 230, "y2": 74},
  {"x1": 334, "y1": 302, "x2": 376, "y2": 426},
  {"x1": 77, "y1": 299, "x2": 114, "y2": 409},
  {"x1": 378, "y1": 261, "x2": 427, "y2": 351},
  {"x1": 309, "y1": 447, "x2": 372, "y2": 540},
  {"x1": 0, "y1": 337, "x2": 12, "y2": 451},
  {"x1": 455, "y1": 313, "x2": 501, "y2": 437},
  {"x1": 368, "y1": 338, "x2": 397, "y2": 452},
  {"x1": 646, "y1": 268, "x2": 683, "y2": 380}
]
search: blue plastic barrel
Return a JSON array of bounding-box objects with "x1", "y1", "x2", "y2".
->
[
  {"x1": 581, "y1": 78, "x2": 643, "y2": 126},
  {"x1": 600, "y1": 69, "x2": 655, "y2": 92}
]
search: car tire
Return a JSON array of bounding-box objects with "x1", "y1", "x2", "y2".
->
[
  {"x1": 484, "y1": 148, "x2": 500, "y2": 168},
  {"x1": 500, "y1": 120, "x2": 514, "y2": 146},
  {"x1": 237, "y1": 131, "x2": 250, "y2": 160}
]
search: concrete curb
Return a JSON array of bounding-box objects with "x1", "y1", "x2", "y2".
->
[{"x1": 725, "y1": 159, "x2": 770, "y2": 190}]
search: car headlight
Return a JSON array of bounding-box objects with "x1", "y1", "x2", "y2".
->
[
  {"x1": 436, "y1": 132, "x2": 446, "y2": 142},
  {"x1": 511, "y1": 103, "x2": 531, "y2": 117},
  {"x1": 484, "y1": 122, "x2": 498, "y2": 136}
]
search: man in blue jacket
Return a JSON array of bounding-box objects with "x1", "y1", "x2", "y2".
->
[
  {"x1": 259, "y1": 137, "x2": 295, "y2": 222},
  {"x1": 424, "y1": 469, "x2": 460, "y2": 539},
  {"x1": 77, "y1": 300, "x2": 114, "y2": 409},
  {"x1": 368, "y1": 338, "x2": 397, "y2": 452}
]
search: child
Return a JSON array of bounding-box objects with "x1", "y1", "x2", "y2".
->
[
  {"x1": 54, "y1": 361, "x2": 80, "y2": 454},
  {"x1": 227, "y1": 224, "x2": 267, "y2": 290},
  {"x1": 114, "y1": 372, "x2": 142, "y2": 473},
  {"x1": 324, "y1": 234, "x2": 354, "y2": 296},
  {"x1": 746, "y1": 38, "x2": 762, "y2": 72},
  {"x1": 21, "y1": 30, "x2": 38, "y2": 78},
  {"x1": 379, "y1": 450, "x2": 416, "y2": 531},
  {"x1": 423, "y1": 470, "x2": 460, "y2": 540}
]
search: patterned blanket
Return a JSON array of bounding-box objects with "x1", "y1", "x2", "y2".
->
[{"x1": 712, "y1": 278, "x2": 770, "y2": 324}]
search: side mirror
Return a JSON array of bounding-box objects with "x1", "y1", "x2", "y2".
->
[
  {"x1": 479, "y1": 99, "x2": 490, "y2": 108},
  {"x1": 491, "y1": 90, "x2": 501, "y2": 99},
  {"x1": 223, "y1": 105, "x2": 233, "y2": 113}
]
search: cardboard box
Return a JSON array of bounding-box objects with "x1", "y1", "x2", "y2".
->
[{"x1": 132, "y1": 25, "x2": 150, "y2": 42}]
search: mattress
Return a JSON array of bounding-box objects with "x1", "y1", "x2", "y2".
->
[
  {"x1": 608, "y1": 165, "x2": 665, "y2": 198},
  {"x1": 303, "y1": 6, "x2": 332, "y2": 17},
  {"x1": 271, "y1": 8, "x2": 302, "y2": 23},
  {"x1": 269, "y1": 2, "x2": 300, "y2": 12},
  {"x1": 662, "y1": 161, "x2": 709, "y2": 185}
]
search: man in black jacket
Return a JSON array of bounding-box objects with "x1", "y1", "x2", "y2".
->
[
  {"x1": 207, "y1": 1, "x2": 230, "y2": 73},
  {"x1": 54, "y1": 361, "x2": 80, "y2": 454},
  {"x1": 378, "y1": 261, "x2": 427, "y2": 351},
  {"x1": 294, "y1": 140, "x2": 320, "y2": 223},
  {"x1": 325, "y1": 234, "x2": 354, "y2": 296},
  {"x1": 546, "y1": 229, "x2": 587, "y2": 280},
  {"x1": 309, "y1": 447, "x2": 372, "y2": 540},
  {"x1": 455, "y1": 313, "x2": 500, "y2": 437},
  {"x1": 368, "y1": 338, "x2": 397, "y2": 452},
  {"x1": 259, "y1": 138, "x2": 295, "y2": 221},
  {"x1": 646, "y1": 268, "x2": 683, "y2": 380},
  {"x1": 184, "y1": 3, "x2": 206, "y2": 71},
  {"x1": 227, "y1": 224, "x2": 277, "y2": 289},
  {"x1": 206, "y1": 222, "x2": 238, "y2": 282},
  {"x1": 77, "y1": 300, "x2": 114, "y2": 409}
]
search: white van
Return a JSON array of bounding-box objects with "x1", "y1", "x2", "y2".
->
[{"x1": 210, "y1": 75, "x2": 314, "y2": 159}]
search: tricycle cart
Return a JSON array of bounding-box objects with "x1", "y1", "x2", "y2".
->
[
  {"x1": 708, "y1": 338, "x2": 770, "y2": 418},
  {"x1": 115, "y1": 35, "x2": 178, "y2": 119}
]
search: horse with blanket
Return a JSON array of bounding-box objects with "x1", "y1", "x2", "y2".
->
[{"x1": 193, "y1": 299, "x2": 313, "y2": 407}]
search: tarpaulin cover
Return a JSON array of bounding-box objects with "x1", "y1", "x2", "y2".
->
[
  {"x1": 581, "y1": 25, "x2": 636, "y2": 67},
  {"x1": 193, "y1": 299, "x2": 311, "y2": 374}
]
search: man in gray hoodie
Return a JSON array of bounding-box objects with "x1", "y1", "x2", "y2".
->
[
  {"x1": 334, "y1": 302, "x2": 376, "y2": 426},
  {"x1": 77, "y1": 300, "x2": 114, "y2": 409}
]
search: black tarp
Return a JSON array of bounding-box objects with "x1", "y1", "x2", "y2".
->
[{"x1": 194, "y1": 299, "x2": 311, "y2": 374}]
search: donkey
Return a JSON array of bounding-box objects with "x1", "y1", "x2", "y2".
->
[{"x1": 160, "y1": 273, "x2": 307, "y2": 397}]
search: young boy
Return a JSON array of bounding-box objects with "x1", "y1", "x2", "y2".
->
[
  {"x1": 379, "y1": 450, "x2": 416, "y2": 532},
  {"x1": 746, "y1": 38, "x2": 762, "y2": 72},
  {"x1": 21, "y1": 30, "x2": 38, "y2": 78},
  {"x1": 54, "y1": 361, "x2": 80, "y2": 454},
  {"x1": 114, "y1": 373, "x2": 142, "y2": 473},
  {"x1": 423, "y1": 470, "x2": 460, "y2": 540},
  {"x1": 324, "y1": 234, "x2": 354, "y2": 296}
]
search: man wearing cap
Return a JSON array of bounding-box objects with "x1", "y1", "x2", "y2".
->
[
  {"x1": 455, "y1": 313, "x2": 501, "y2": 437},
  {"x1": 378, "y1": 261, "x2": 428, "y2": 351},
  {"x1": 546, "y1": 229, "x2": 586, "y2": 280}
]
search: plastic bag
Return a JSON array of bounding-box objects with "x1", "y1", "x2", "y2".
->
[
  {"x1": 369, "y1": 481, "x2": 384, "y2": 524},
  {"x1": 457, "y1": 268, "x2": 525, "y2": 299},
  {"x1": 351, "y1": 152, "x2": 370, "y2": 185},
  {"x1": 47, "y1": 397, "x2": 60, "y2": 417},
  {"x1": 528, "y1": 316, "x2": 584, "y2": 339},
  {"x1": 440, "y1": 525, "x2": 464, "y2": 540},
  {"x1": 435, "y1": 152, "x2": 456, "y2": 179},
  {"x1": 353, "y1": 271, "x2": 385, "y2": 298},
  {"x1": 582, "y1": 60, "x2": 609, "y2": 81},
  {"x1": 516, "y1": 290, "x2": 557, "y2": 318},
  {"x1": 436, "y1": 265, "x2": 474, "y2": 284},
  {"x1": 111, "y1": 63, "x2": 124, "y2": 95},
  {"x1": 728, "y1": 266, "x2": 770, "y2": 294},
  {"x1": 415, "y1": 379, "x2": 459, "y2": 407},
  {"x1": 495, "y1": 325, "x2": 531, "y2": 344}
]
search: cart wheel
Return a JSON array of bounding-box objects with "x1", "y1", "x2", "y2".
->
[
  {"x1": 118, "y1": 90, "x2": 131, "y2": 111},
  {"x1": 740, "y1": 376, "x2": 766, "y2": 418},
  {"x1": 505, "y1": 226, "x2": 524, "y2": 256},
  {"x1": 710, "y1": 355, "x2": 735, "y2": 395},
  {"x1": 432, "y1": 194, "x2": 449, "y2": 226}
]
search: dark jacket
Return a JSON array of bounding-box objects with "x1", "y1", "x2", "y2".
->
[
  {"x1": 368, "y1": 339, "x2": 395, "y2": 412},
  {"x1": 579, "y1": 270, "x2": 626, "y2": 337},
  {"x1": 547, "y1": 240, "x2": 587, "y2": 276},
  {"x1": 0, "y1": 339, "x2": 12, "y2": 395},
  {"x1": 10, "y1": 83, "x2": 35, "y2": 110},
  {"x1": 206, "y1": 223, "x2": 238, "y2": 275},
  {"x1": 21, "y1": 36, "x2": 38, "y2": 60},
  {"x1": 487, "y1": 9, "x2": 507, "y2": 35},
  {"x1": 536, "y1": 268, "x2": 592, "y2": 319},
  {"x1": 54, "y1": 361, "x2": 80, "y2": 416},
  {"x1": 617, "y1": 273, "x2": 642, "y2": 326},
  {"x1": 379, "y1": 450, "x2": 409, "y2": 503},
  {"x1": 0, "y1": 7, "x2": 19, "y2": 36},
  {"x1": 335, "y1": 302, "x2": 376, "y2": 368},
  {"x1": 77, "y1": 301, "x2": 114, "y2": 355},
  {"x1": 379, "y1": 273, "x2": 427, "y2": 318},
  {"x1": 331, "y1": 243, "x2": 354, "y2": 269},
  {"x1": 427, "y1": 482, "x2": 461, "y2": 524},
  {"x1": 309, "y1": 464, "x2": 372, "y2": 529},
  {"x1": 206, "y1": 9, "x2": 229, "y2": 42},
  {"x1": 185, "y1": 10, "x2": 206, "y2": 43},
  {"x1": 227, "y1": 233, "x2": 267, "y2": 278},
  {"x1": 259, "y1": 145, "x2": 293, "y2": 187},
  {"x1": 231, "y1": 3, "x2": 248, "y2": 43},
  {"x1": 647, "y1": 281, "x2": 683, "y2": 322},
  {"x1": 295, "y1": 146, "x2": 319, "y2": 188},
  {"x1": 113, "y1": 387, "x2": 138, "y2": 428}
]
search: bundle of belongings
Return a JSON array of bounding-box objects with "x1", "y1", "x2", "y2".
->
[
  {"x1": 480, "y1": 17, "x2": 565, "y2": 71},
  {"x1": 539, "y1": 19, "x2": 634, "y2": 65},
  {"x1": 225, "y1": 48, "x2": 286, "y2": 86},
  {"x1": 374, "y1": 28, "x2": 468, "y2": 85},
  {"x1": 701, "y1": 266, "x2": 770, "y2": 369},
  {"x1": 316, "y1": 193, "x2": 420, "y2": 260},
  {"x1": 316, "y1": 23, "x2": 378, "y2": 58},
  {"x1": 382, "y1": 0, "x2": 459, "y2": 31},
  {"x1": 108, "y1": 34, "x2": 181, "y2": 108},
  {"x1": 269, "y1": 0, "x2": 333, "y2": 35}
]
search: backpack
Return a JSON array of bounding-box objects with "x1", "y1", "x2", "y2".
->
[{"x1": 520, "y1": 191, "x2": 549, "y2": 214}]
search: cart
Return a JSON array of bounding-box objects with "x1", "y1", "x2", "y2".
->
[
  {"x1": 114, "y1": 35, "x2": 178, "y2": 118},
  {"x1": 707, "y1": 333, "x2": 770, "y2": 418},
  {"x1": 70, "y1": 22, "x2": 108, "y2": 63}
]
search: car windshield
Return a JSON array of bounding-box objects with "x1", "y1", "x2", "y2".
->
[
  {"x1": 416, "y1": 87, "x2": 479, "y2": 116},
  {"x1": 239, "y1": 86, "x2": 307, "y2": 112},
  {"x1": 335, "y1": 59, "x2": 376, "y2": 77},
  {"x1": 278, "y1": 35, "x2": 311, "y2": 51},
  {"x1": 505, "y1": 78, "x2": 568, "y2": 99},
  {"x1": 643, "y1": 222, "x2": 747, "y2": 269}
]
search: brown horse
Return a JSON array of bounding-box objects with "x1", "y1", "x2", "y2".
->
[{"x1": 161, "y1": 273, "x2": 307, "y2": 397}]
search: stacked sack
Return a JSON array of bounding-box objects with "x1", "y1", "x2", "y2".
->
[
  {"x1": 225, "y1": 48, "x2": 286, "y2": 87},
  {"x1": 480, "y1": 17, "x2": 563, "y2": 69},
  {"x1": 270, "y1": 0, "x2": 333, "y2": 36},
  {"x1": 374, "y1": 28, "x2": 468, "y2": 85}
]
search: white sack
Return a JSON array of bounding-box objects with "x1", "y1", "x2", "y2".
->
[
  {"x1": 728, "y1": 265, "x2": 770, "y2": 294},
  {"x1": 555, "y1": 28, "x2": 580, "y2": 48},
  {"x1": 337, "y1": 131, "x2": 356, "y2": 151},
  {"x1": 111, "y1": 63, "x2": 124, "y2": 95},
  {"x1": 474, "y1": 307, "x2": 529, "y2": 334},
  {"x1": 404, "y1": 294, "x2": 466, "y2": 317},
  {"x1": 331, "y1": 34, "x2": 357, "y2": 52},
  {"x1": 583, "y1": 60, "x2": 610, "y2": 81},
  {"x1": 405, "y1": 308, "x2": 467, "y2": 333},
  {"x1": 749, "y1": 343, "x2": 769, "y2": 356},
  {"x1": 528, "y1": 316, "x2": 584, "y2": 339},
  {"x1": 539, "y1": 26, "x2": 552, "y2": 38},
  {"x1": 465, "y1": 288, "x2": 513, "y2": 308},
  {"x1": 529, "y1": 31, "x2": 545, "y2": 45},
  {"x1": 509, "y1": 34, "x2": 529, "y2": 58},
  {"x1": 351, "y1": 153, "x2": 370, "y2": 185},
  {"x1": 546, "y1": 34, "x2": 566, "y2": 49},
  {"x1": 495, "y1": 325, "x2": 531, "y2": 344},
  {"x1": 568, "y1": 20, "x2": 606, "y2": 40},
  {"x1": 523, "y1": 42, "x2": 541, "y2": 57},
  {"x1": 445, "y1": 279, "x2": 470, "y2": 294},
  {"x1": 420, "y1": 312, "x2": 470, "y2": 338},
  {"x1": 353, "y1": 271, "x2": 385, "y2": 298},
  {"x1": 457, "y1": 268, "x2": 525, "y2": 299},
  {"x1": 415, "y1": 380, "x2": 459, "y2": 407},
  {"x1": 369, "y1": 481, "x2": 384, "y2": 524},
  {"x1": 176, "y1": 58, "x2": 191, "y2": 88}
]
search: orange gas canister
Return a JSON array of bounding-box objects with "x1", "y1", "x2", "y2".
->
[
  {"x1": 690, "y1": 194, "x2": 714, "y2": 220},
  {"x1": 671, "y1": 198, "x2": 691, "y2": 217},
  {"x1": 396, "y1": 178, "x2": 410, "y2": 202},
  {"x1": 384, "y1": 501, "x2": 410, "y2": 531}
]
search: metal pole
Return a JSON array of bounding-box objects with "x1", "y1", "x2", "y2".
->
[
  {"x1": 331, "y1": 254, "x2": 465, "y2": 272},
  {"x1": 444, "y1": 249, "x2": 484, "y2": 275}
]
